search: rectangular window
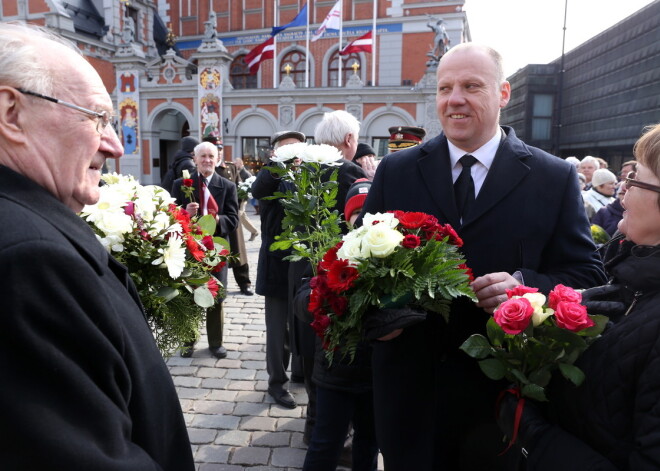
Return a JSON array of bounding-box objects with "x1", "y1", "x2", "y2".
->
[
  {"x1": 531, "y1": 94, "x2": 553, "y2": 141},
  {"x1": 372, "y1": 138, "x2": 389, "y2": 158},
  {"x1": 242, "y1": 137, "x2": 271, "y2": 170}
]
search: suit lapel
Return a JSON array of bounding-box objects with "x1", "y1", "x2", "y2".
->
[
  {"x1": 417, "y1": 137, "x2": 461, "y2": 228},
  {"x1": 461, "y1": 129, "x2": 531, "y2": 228}
]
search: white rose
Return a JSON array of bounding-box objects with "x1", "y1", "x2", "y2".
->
[
  {"x1": 523, "y1": 292, "x2": 547, "y2": 314},
  {"x1": 362, "y1": 224, "x2": 404, "y2": 258},
  {"x1": 362, "y1": 212, "x2": 399, "y2": 229},
  {"x1": 336, "y1": 237, "x2": 365, "y2": 264},
  {"x1": 182, "y1": 169, "x2": 191, "y2": 179},
  {"x1": 532, "y1": 308, "x2": 554, "y2": 327}
]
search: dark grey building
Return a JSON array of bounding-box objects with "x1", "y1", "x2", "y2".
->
[{"x1": 501, "y1": 0, "x2": 660, "y2": 170}]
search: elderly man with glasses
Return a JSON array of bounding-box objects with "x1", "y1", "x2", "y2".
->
[{"x1": 0, "y1": 24, "x2": 194, "y2": 469}]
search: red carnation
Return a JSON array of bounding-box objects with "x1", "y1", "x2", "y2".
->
[
  {"x1": 186, "y1": 236, "x2": 205, "y2": 261},
  {"x1": 458, "y1": 263, "x2": 474, "y2": 282},
  {"x1": 506, "y1": 285, "x2": 539, "y2": 299},
  {"x1": 311, "y1": 312, "x2": 331, "y2": 338},
  {"x1": 308, "y1": 289, "x2": 325, "y2": 315},
  {"x1": 438, "y1": 224, "x2": 463, "y2": 247},
  {"x1": 207, "y1": 277, "x2": 219, "y2": 298},
  {"x1": 328, "y1": 295, "x2": 349, "y2": 317},
  {"x1": 396, "y1": 211, "x2": 432, "y2": 230},
  {"x1": 326, "y1": 259, "x2": 359, "y2": 293},
  {"x1": 402, "y1": 234, "x2": 421, "y2": 249},
  {"x1": 201, "y1": 235, "x2": 215, "y2": 250},
  {"x1": 319, "y1": 242, "x2": 343, "y2": 272}
]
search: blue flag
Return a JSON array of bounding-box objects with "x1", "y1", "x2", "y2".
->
[{"x1": 271, "y1": 4, "x2": 307, "y2": 36}]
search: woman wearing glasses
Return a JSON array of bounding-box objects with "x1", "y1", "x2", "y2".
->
[{"x1": 498, "y1": 124, "x2": 660, "y2": 471}]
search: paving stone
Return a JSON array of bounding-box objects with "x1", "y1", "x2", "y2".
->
[
  {"x1": 187, "y1": 427, "x2": 217, "y2": 444},
  {"x1": 206, "y1": 389, "x2": 238, "y2": 402},
  {"x1": 227, "y1": 380, "x2": 256, "y2": 391},
  {"x1": 233, "y1": 402, "x2": 269, "y2": 416},
  {"x1": 225, "y1": 368, "x2": 257, "y2": 380},
  {"x1": 214, "y1": 429, "x2": 252, "y2": 446},
  {"x1": 195, "y1": 445, "x2": 231, "y2": 463},
  {"x1": 196, "y1": 367, "x2": 228, "y2": 378},
  {"x1": 193, "y1": 400, "x2": 235, "y2": 415},
  {"x1": 229, "y1": 446, "x2": 270, "y2": 466},
  {"x1": 177, "y1": 387, "x2": 212, "y2": 399},
  {"x1": 192, "y1": 414, "x2": 241, "y2": 430},
  {"x1": 239, "y1": 416, "x2": 278, "y2": 432},
  {"x1": 276, "y1": 417, "x2": 306, "y2": 433},
  {"x1": 198, "y1": 464, "x2": 244, "y2": 471},
  {"x1": 242, "y1": 360, "x2": 266, "y2": 370},
  {"x1": 234, "y1": 391, "x2": 265, "y2": 403},
  {"x1": 169, "y1": 366, "x2": 198, "y2": 375},
  {"x1": 271, "y1": 447, "x2": 308, "y2": 468},
  {"x1": 251, "y1": 431, "x2": 291, "y2": 447},
  {"x1": 173, "y1": 376, "x2": 203, "y2": 388},
  {"x1": 201, "y1": 378, "x2": 231, "y2": 390}
]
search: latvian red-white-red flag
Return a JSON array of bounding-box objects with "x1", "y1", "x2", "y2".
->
[
  {"x1": 244, "y1": 36, "x2": 275, "y2": 75},
  {"x1": 339, "y1": 31, "x2": 373, "y2": 56}
]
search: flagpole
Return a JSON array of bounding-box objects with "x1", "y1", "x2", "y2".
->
[
  {"x1": 273, "y1": 0, "x2": 278, "y2": 88},
  {"x1": 338, "y1": 1, "x2": 343, "y2": 88},
  {"x1": 371, "y1": 0, "x2": 376, "y2": 86},
  {"x1": 305, "y1": 2, "x2": 310, "y2": 88}
]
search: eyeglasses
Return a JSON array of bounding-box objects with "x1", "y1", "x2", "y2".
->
[
  {"x1": 16, "y1": 88, "x2": 112, "y2": 135},
  {"x1": 625, "y1": 171, "x2": 660, "y2": 194}
]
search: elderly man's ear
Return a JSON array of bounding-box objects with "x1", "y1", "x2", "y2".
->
[{"x1": 0, "y1": 87, "x2": 28, "y2": 144}]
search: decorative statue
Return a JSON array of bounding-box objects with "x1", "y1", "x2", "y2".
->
[
  {"x1": 122, "y1": 15, "x2": 135, "y2": 44},
  {"x1": 204, "y1": 10, "x2": 217, "y2": 39},
  {"x1": 426, "y1": 15, "x2": 450, "y2": 63}
]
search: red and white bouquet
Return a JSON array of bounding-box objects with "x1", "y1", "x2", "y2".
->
[
  {"x1": 81, "y1": 173, "x2": 232, "y2": 355},
  {"x1": 309, "y1": 210, "x2": 476, "y2": 360},
  {"x1": 460, "y1": 284, "x2": 608, "y2": 401}
]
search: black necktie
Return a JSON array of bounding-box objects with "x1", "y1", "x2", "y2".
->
[{"x1": 454, "y1": 154, "x2": 478, "y2": 221}]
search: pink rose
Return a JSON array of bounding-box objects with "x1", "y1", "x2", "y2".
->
[
  {"x1": 548, "y1": 284, "x2": 582, "y2": 310},
  {"x1": 506, "y1": 285, "x2": 539, "y2": 299},
  {"x1": 493, "y1": 298, "x2": 534, "y2": 334},
  {"x1": 554, "y1": 301, "x2": 594, "y2": 332}
]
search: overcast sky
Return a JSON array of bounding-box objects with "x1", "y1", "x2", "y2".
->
[{"x1": 464, "y1": 0, "x2": 656, "y2": 77}]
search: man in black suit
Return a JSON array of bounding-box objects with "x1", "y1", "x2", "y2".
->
[
  {"x1": 0, "y1": 23, "x2": 194, "y2": 469},
  {"x1": 172, "y1": 141, "x2": 239, "y2": 359},
  {"x1": 359, "y1": 43, "x2": 607, "y2": 470}
]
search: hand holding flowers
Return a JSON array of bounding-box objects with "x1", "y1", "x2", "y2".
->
[{"x1": 460, "y1": 284, "x2": 608, "y2": 401}]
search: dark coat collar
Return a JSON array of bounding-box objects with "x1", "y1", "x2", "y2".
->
[
  {"x1": 416, "y1": 126, "x2": 533, "y2": 229},
  {"x1": 0, "y1": 165, "x2": 107, "y2": 274}
]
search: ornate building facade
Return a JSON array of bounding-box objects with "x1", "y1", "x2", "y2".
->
[{"x1": 2, "y1": 0, "x2": 469, "y2": 182}]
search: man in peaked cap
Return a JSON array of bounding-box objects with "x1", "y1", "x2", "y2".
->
[{"x1": 388, "y1": 125, "x2": 427, "y2": 153}]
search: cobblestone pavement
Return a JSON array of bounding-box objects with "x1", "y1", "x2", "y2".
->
[{"x1": 166, "y1": 210, "x2": 384, "y2": 470}]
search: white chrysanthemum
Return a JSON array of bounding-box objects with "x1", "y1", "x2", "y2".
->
[
  {"x1": 147, "y1": 212, "x2": 176, "y2": 237},
  {"x1": 153, "y1": 237, "x2": 187, "y2": 278},
  {"x1": 362, "y1": 212, "x2": 399, "y2": 229},
  {"x1": 361, "y1": 223, "x2": 404, "y2": 258},
  {"x1": 299, "y1": 144, "x2": 343, "y2": 166},
  {"x1": 95, "y1": 233, "x2": 125, "y2": 253},
  {"x1": 271, "y1": 142, "x2": 308, "y2": 162}
]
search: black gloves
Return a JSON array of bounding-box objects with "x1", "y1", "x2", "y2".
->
[
  {"x1": 496, "y1": 391, "x2": 551, "y2": 451},
  {"x1": 580, "y1": 284, "x2": 626, "y2": 319},
  {"x1": 363, "y1": 306, "x2": 427, "y2": 341}
]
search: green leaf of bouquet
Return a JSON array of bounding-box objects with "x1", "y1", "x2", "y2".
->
[
  {"x1": 213, "y1": 237, "x2": 230, "y2": 250},
  {"x1": 521, "y1": 383, "x2": 548, "y2": 402},
  {"x1": 459, "y1": 334, "x2": 492, "y2": 359},
  {"x1": 270, "y1": 239, "x2": 293, "y2": 251},
  {"x1": 156, "y1": 286, "x2": 179, "y2": 302},
  {"x1": 529, "y1": 367, "x2": 552, "y2": 387},
  {"x1": 486, "y1": 317, "x2": 505, "y2": 346},
  {"x1": 198, "y1": 214, "x2": 217, "y2": 235},
  {"x1": 558, "y1": 362, "x2": 585, "y2": 386},
  {"x1": 193, "y1": 285, "x2": 215, "y2": 308},
  {"x1": 581, "y1": 314, "x2": 609, "y2": 337},
  {"x1": 478, "y1": 358, "x2": 506, "y2": 380}
]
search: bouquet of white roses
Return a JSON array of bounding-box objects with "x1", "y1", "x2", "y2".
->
[
  {"x1": 309, "y1": 211, "x2": 476, "y2": 361},
  {"x1": 80, "y1": 173, "x2": 232, "y2": 356},
  {"x1": 237, "y1": 175, "x2": 256, "y2": 201}
]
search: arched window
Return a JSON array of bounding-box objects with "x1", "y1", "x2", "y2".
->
[
  {"x1": 328, "y1": 51, "x2": 361, "y2": 87},
  {"x1": 279, "y1": 50, "x2": 306, "y2": 88},
  {"x1": 230, "y1": 55, "x2": 257, "y2": 89}
]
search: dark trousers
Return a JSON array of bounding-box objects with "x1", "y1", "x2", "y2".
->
[
  {"x1": 232, "y1": 262, "x2": 251, "y2": 289},
  {"x1": 302, "y1": 386, "x2": 378, "y2": 471},
  {"x1": 265, "y1": 296, "x2": 290, "y2": 389},
  {"x1": 207, "y1": 265, "x2": 228, "y2": 347}
]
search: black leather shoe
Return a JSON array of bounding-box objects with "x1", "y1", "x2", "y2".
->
[
  {"x1": 209, "y1": 346, "x2": 227, "y2": 359},
  {"x1": 180, "y1": 342, "x2": 194, "y2": 358},
  {"x1": 268, "y1": 387, "x2": 297, "y2": 409},
  {"x1": 239, "y1": 286, "x2": 254, "y2": 296}
]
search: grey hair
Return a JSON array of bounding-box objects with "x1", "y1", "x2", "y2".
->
[
  {"x1": 439, "y1": 42, "x2": 506, "y2": 84},
  {"x1": 0, "y1": 22, "x2": 82, "y2": 95},
  {"x1": 580, "y1": 155, "x2": 599, "y2": 167},
  {"x1": 314, "y1": 110, "x2": 361, "y2": 147},
  {"x1": 194, "y1": 141, "x2": 218, "y2": 157}
]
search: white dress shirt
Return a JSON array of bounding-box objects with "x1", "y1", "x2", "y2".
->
[{"x1": 448, "y1": 128, "x2": 503, "y2": 198}]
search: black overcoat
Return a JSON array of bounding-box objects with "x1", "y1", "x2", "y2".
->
[{"x1": 0, "y1": 165, "x2": 194, "y2": 470}]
